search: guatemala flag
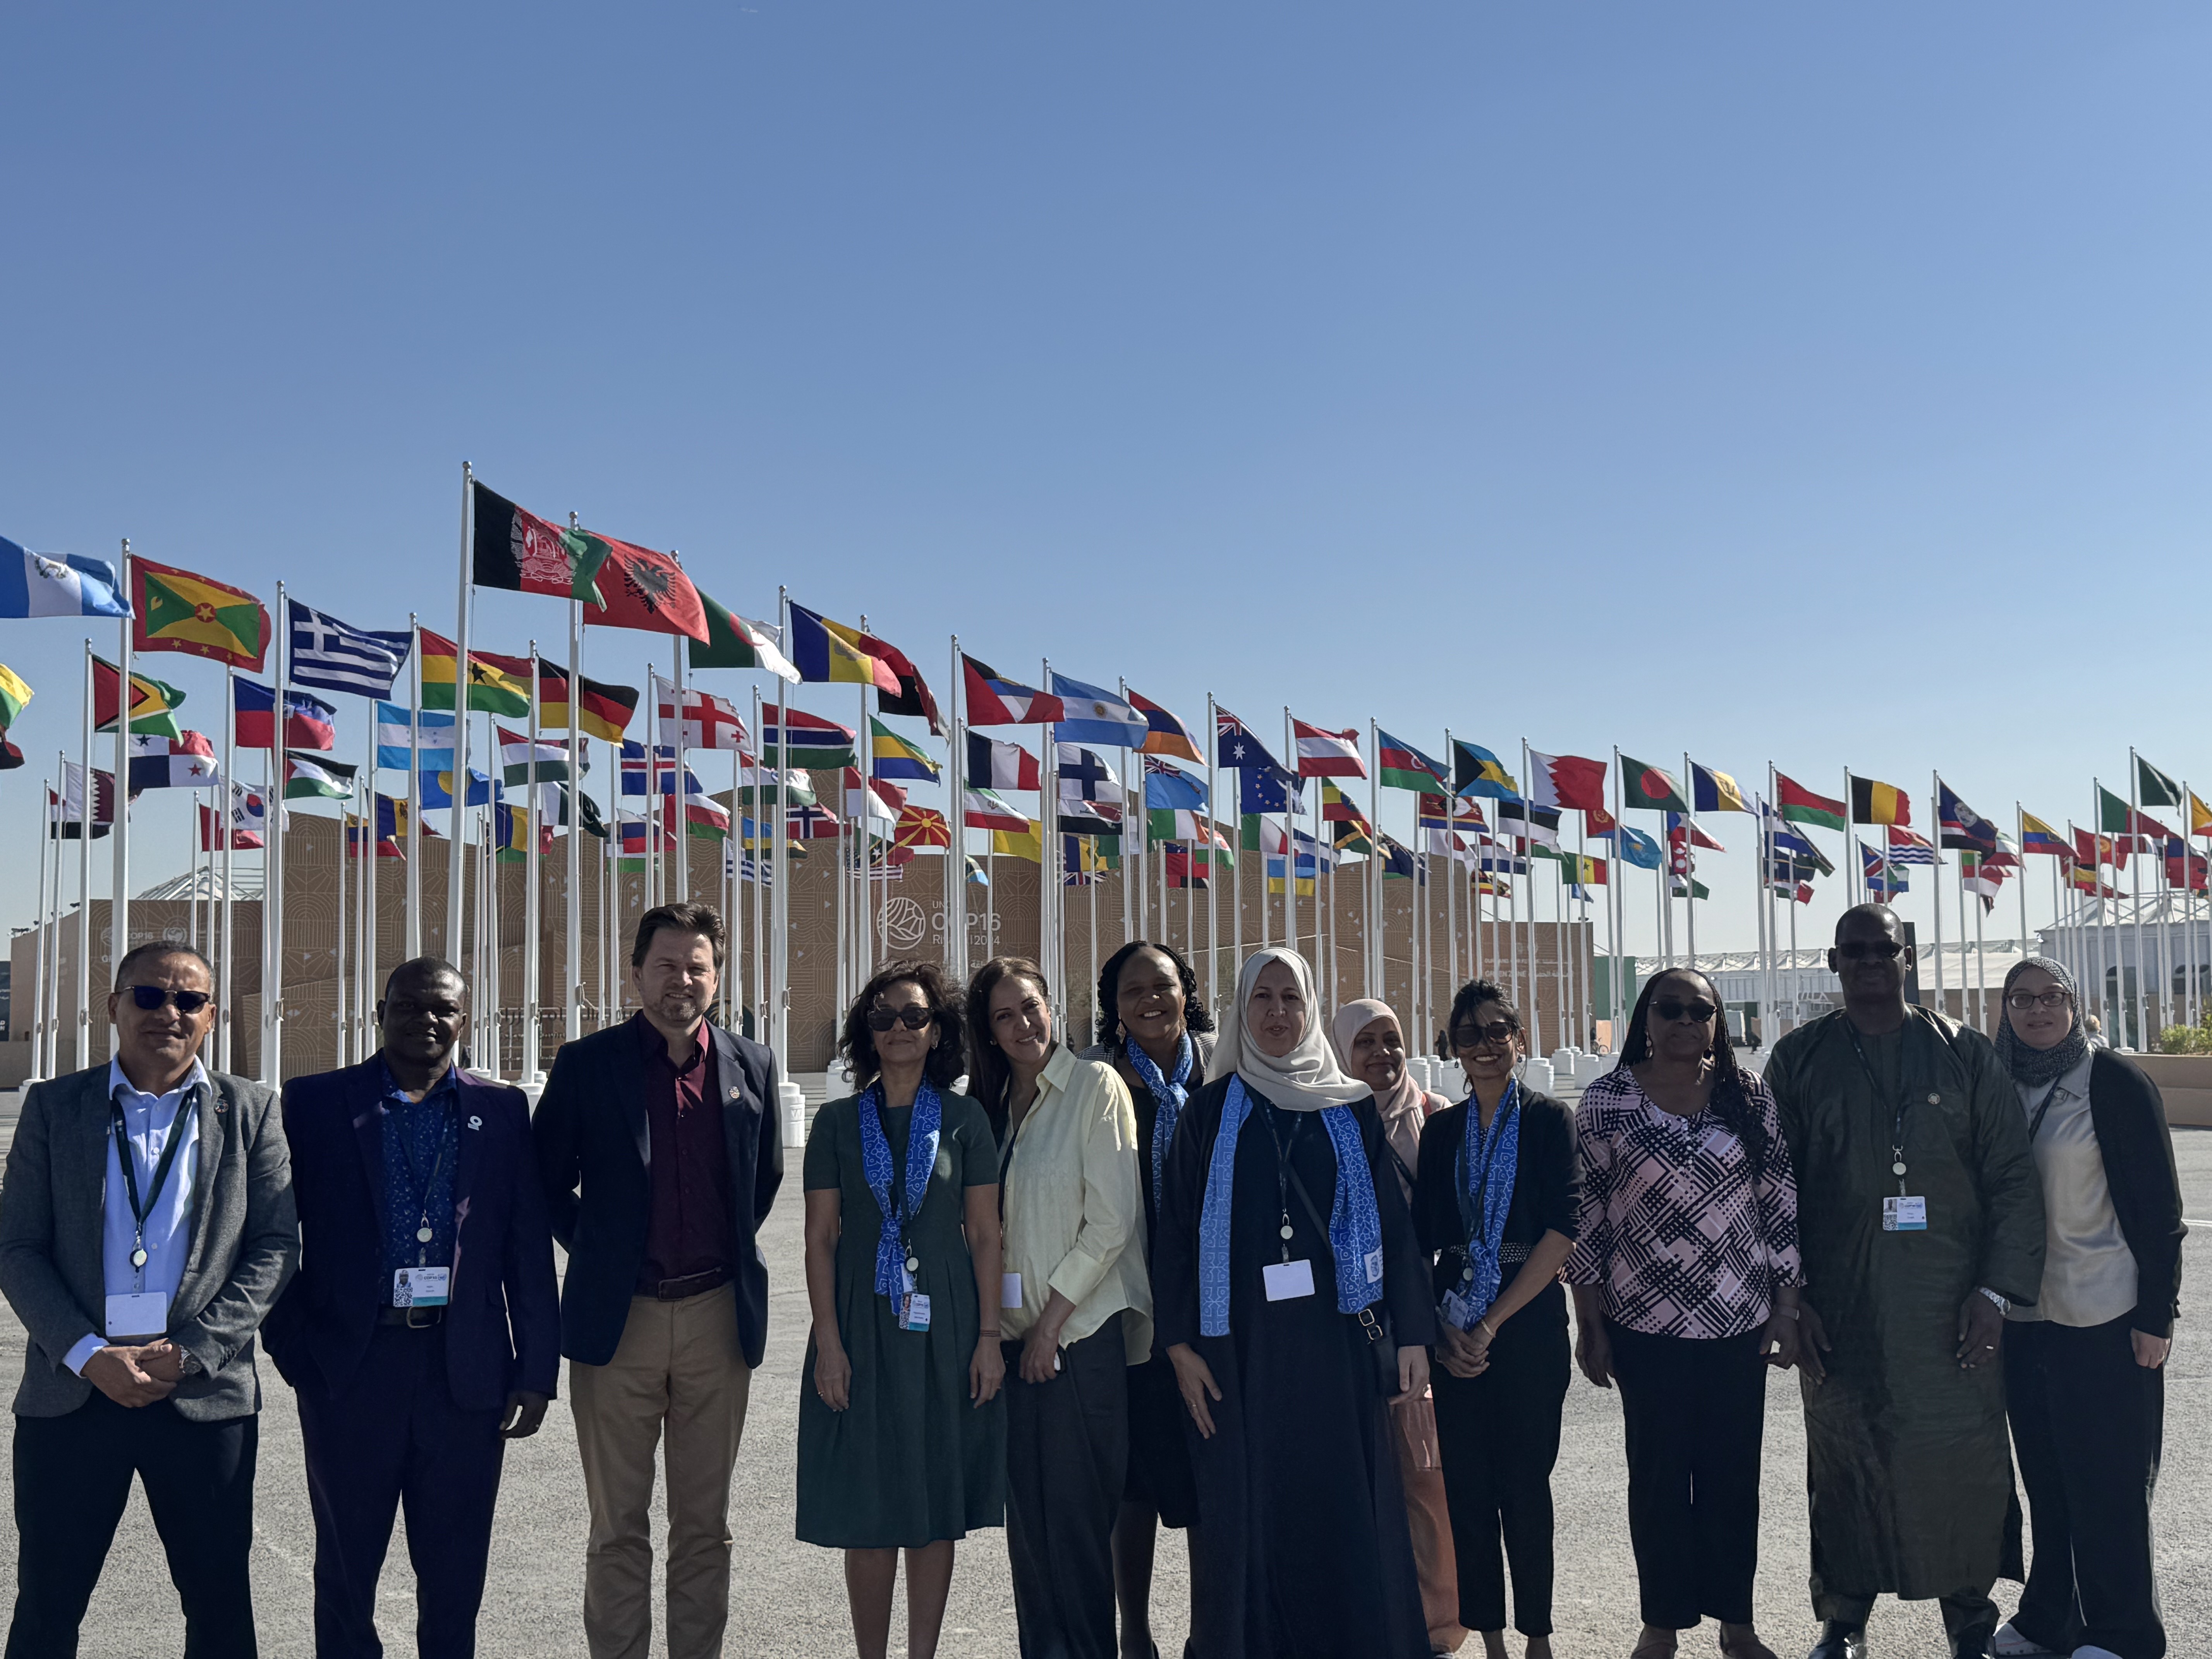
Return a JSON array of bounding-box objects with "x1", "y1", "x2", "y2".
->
[{"x1": 0, "y1": 538, "x2": 131, "y2": 618}]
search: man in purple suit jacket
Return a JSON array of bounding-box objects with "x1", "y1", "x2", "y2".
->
[{"x1": 265, "y1": 956, "x2": 560, "y2": 1659}]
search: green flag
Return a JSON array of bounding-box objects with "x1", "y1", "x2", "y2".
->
[
  {"x1": 689, "y1": 590, "x2": 800, "y2": 678},
  {"x1": 1620, "y1": 755, "x2": 1690, "y2": 814},
  {"x1": 2136, "y1": 756, "x2": 2182, "y2": 809}
]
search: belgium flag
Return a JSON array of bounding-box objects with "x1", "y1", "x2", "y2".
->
[{"x1": 1849, "y1": 775, "x2": 1911, "y2": 826}]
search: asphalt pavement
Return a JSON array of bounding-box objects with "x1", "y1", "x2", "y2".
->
[{"x1": 0, "y1": 1121, "x2": 2206, "y2": 1658}]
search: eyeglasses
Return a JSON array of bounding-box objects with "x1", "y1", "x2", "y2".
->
[
  {"x1": 1652, "y1": 998, "x2": 1716, "y2": 1024},
  {"x1": 126, "y1": 986, "x2": 212, "y2": 1015},
  {"x1": 2006, "y1": 989, "x2": 2071, "y2": 1012},
  {"x1": 1836, "y1": 939, "x2": 1905, "y2": 961},
  {"x1": 1453, "y1": 1020, "x2": 1520, "y2": 1048},
  {"x1": 866, "y1": 1005, "x2": 934, "y2": 1033}
]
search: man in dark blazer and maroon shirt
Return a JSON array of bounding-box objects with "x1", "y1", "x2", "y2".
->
[
  {"x1": 533, "y1": 902, "x2": 783, "y2": 1659},
  {"x1": 264, "y1": 954, "x2": 560, "y2": 1659}
]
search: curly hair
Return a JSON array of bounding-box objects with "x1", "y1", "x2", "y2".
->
[
  {"x1": 1446, "y1": 978, "x2": 1521, "y2": 1046},
  {"x1": 1619, "y1": 967, "x2": 1766, "y2": 1175},
  {"x1": 839, "y1": 960, "x2": 967, "y2": 1093},
  {"x1": 1093, "y1": 939, "x2": 1216, "y2": 1050},
  {"x1": 963, "y1": 957, "x2": 1052, "y2": 1143}
]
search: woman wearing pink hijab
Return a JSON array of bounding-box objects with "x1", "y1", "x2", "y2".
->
[{"x1": 1333, "y1": 997, "x2": 1466, "y2": 1659}]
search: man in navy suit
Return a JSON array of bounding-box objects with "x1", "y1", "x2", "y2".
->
[
  {"x1": 534, "y1": 902, "x2": 782, "y2": 1659},
  {"x1": 266, "y1": 955, "x2": 560, "y2": 1659}
]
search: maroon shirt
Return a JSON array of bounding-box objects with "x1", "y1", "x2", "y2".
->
[{"x1": 633, "y1": 1013, "x2": 734, "y2": 1291}]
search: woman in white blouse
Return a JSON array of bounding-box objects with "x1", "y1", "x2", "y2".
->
[
  {"x1": 1991, "y1": 957, "x2": 2184, "y2": 1659},
  {"x1": 967, "y1": 955, "x2": 1149, "y2": 1659}
]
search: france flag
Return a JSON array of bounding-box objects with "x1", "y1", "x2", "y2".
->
[{"x1": 0, "y1": 536, "x2": 131, "y2": 618}]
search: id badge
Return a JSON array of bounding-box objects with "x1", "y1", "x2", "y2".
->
[
  {"x1": 1440, "y1": 1289, "x2": 1474, "y2": 1331},
  {"x1": 1262, "y1": 1259, "x2": 1317, "y2": 1302},
  {"x1": 899, "y1": 1292, "x2": 933, "y2": 1332},
  {"x1": 1882, "y1": 1195, "x2": 1928, "y2": 1233},
  {"x1": 393, "y1": 1267, "x2": 451, "y2": 1308},
  {"x1": 1000, "y1": 1272, "x2": 1024, "y2": 1310},
  {"x1": 105, "y1": 1291, "x2": 169, "y2": 1340}
]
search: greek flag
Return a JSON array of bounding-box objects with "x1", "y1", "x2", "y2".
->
[{"x1": 287, "y1": 599, "x2": 411, "y2": 698}]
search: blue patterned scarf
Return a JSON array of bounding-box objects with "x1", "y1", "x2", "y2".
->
[
  {"x1": 1198, "y1": 1077, "x2": 1384, "y2": 1336},
  {"x1": 1125, "y1": 1032, "x2": 1194, "y2": 1213},
  {"x1": 1455, "y1": 1079, "x2": 1521, "y2": 1327},
  {"x1": 858, "y1": 1080, "x2": 943, "y2": 1299}
]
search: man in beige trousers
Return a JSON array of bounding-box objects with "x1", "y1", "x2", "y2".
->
[{"x1": 534, "y1": 903, "x2": 784, "y2": 1658}]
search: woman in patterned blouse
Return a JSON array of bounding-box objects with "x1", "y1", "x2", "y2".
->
[{"x1": 1567, "y1": 968, "x2": 1802, "y2": 1659}]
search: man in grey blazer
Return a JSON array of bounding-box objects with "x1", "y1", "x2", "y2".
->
[{"x1": 0, "y1": 940, "x2": 298, "y2": 1657}]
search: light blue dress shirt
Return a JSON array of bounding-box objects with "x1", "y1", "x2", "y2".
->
[{"x1": 61, "y1": 1058, "x2": 208, "y2": 1374}]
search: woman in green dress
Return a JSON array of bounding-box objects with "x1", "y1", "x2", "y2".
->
[{"x1": 799, "y1": 960, "x2": 1008, "y2": 1659}]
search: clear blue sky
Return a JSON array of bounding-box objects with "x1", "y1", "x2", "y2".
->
[{"x1": 3, "y1": 4, "x2": 2208, "y2": 967}]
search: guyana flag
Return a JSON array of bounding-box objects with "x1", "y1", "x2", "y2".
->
[
  {"x1": 1619, "y1": 755, "x2": 1690, "y2": 813},
  {"x1": 130, "y1": 557, "x2": 270, "y2": 669},
  {"x1": 419, "y1": 630, "x2": 531, "y2": 716},
  {"x1": 93, "y1": 655, "x2": 185, "y2": 737}
]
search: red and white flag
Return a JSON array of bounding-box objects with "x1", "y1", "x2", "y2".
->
[
  {"x1": 654, "y1": 675, "x2": 749, "y2": 752},
  {"x1": 1528, "y1": 750, "x2": 1608, "y2": 813},
  {"x1": 963, "y1": 787, "x2": 1031, "y2": 833},
  {"x1": 1291, "y1": 719, "x2": 1366, "y2": 779}
]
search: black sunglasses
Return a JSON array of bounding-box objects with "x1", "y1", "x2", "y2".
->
[
  {"x1": 1652, "y1": 997, "x2": 1717, "y2": 1024},
  {"x1": 126, "y1": 986, "x2": 212, "y2": 1015},
  {"x1": 1452, "y1": 1019, "x2": 1520, "y2": 1048},
  {"x1": 866, "y1": 1004, "x2": 934, "y2": 1033},
  {"x1": 1836, "y1": 939, "x2": 1905, "y2": 961}
]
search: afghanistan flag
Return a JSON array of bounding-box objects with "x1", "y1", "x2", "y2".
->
[
  {"x1": 1776, "y1": 772, "x2": 1845, "y2": 832},
  {"x1": 130, "y1": 557, "x2": 270, "y2": 670},
  {"x1": 689, "y1": 590, "x2": 800, "y2": 680},
  {"x1": 1850, "y1": 775, "x2": 1911, "y2": 827},
  {"x1": 93, "y1": 655, "x2": 185, "y2": 737},
  {"x1": 419, "y1": 630, "x2": 531, "y2": 716},
  {"x1": 1619, "y1": 756, "x2": 1689, "y2": 814},
  {"x1": 471, "y1": 480, "x2": 606, "y2": 603}
]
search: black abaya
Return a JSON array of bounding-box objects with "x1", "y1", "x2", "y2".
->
[{"x1": 1152, "y1": 1076, "x2": 1436, "y2": 1659}]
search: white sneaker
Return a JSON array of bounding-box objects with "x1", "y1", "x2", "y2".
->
[{"x1": 1992, "y1": 1625, "x2": 2057, "y2": 1658}]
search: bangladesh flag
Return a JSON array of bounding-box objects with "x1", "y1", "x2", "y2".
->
[
  {"x1": 1620, "y1": 755, "x2": 1690, "y2": 814},
  {"x1": 130, "y1": 556, "x2": 270, "y2": 669},
  {"x1": 472, "y1": 480, "x2": 606, "y2": 604}
]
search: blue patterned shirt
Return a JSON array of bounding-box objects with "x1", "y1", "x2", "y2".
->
[{"x1": 379, "y1": 1059, "x2": 462, "y2": 1301}]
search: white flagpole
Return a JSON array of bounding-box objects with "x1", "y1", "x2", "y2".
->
[
  {"x1": 522, "y1": 641, "x2": 543, "y2": 1084},
  {"x1": 215, "y1": 666, "x2": 236, "y2": 1071},
  {"x1": 671, "y1": 630, "x2": 689, "y2": 905},
  {"x1": 1208, "y1": 697, "x2": 1221, "y2": 1008},
  {"x1": 1041, "y1": 660, "x2": 1058, "y2": 1005},
  {"x1": 33, "y1": 782, "x2": 50, "y2": 1079},
  {"x1": 772, "y1": 589, "x2": 792, "y2": 1082},
  {"x1": 751, "y1": 686, "x2": 765, "y2": 1035},
  {"x1": 948, "y1": 635, "x2": 965, "y2": 988},
  {"x1": 485, "y1": 790, "x2": 502, "y2": 1074},
  {"x1": 448, "y1": 462, "x2": 472, "y2": 984},
  {"x1": 1520, "y1": 738, "x2": 1540, "y2": 1056},
  {"x1": 360, "y1": 717, "x2": 376, "y2": 1058},
  {"x1": 1932, "y1": 774, "x2": 1947, "y2": 1020},
  {"x1": 269, "y1": 579, "x2": 290, "y2": 1083},
  {"x1": 565, "y1": 585, "x2": 584, "y2": 1044},
  {"x1": 404, "y1": 617, "x2": 422, "y2": 960},
  {"x1": 111, "y1": 539, "x2": 133, "y2": 1059},
  {"x1": 337, "y1": 781, "x2": 352, "y2": 1068},
  {"x1": 2127, "y1": 754, "x2": 2147, "y2": 1048}
]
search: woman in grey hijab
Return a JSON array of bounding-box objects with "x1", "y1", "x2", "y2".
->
[{"x1": 1991, "y1": 956, "x2": 2185, "y2": 1659}]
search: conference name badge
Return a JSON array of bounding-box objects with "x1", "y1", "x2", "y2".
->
[
  {"x1": 393, "y1": 1267, "x2": 451, "y2": 1308},
  {"x1": 899, "y1": 1292, "x2": 933, "y2": 1333},
  {"x1": 1882, "y1": 1195, "x2": 1928, "y2": 1233},
  {"x1": 1262, "y1": 1259, "x2": 1316, "y2": 1302},
  {"x1": 1440, "y1": 1289, "x2": 1476, "y2": 1331},
  {"x1": 105, "y1": 1291, "x2": 169, "y2": 1340},
  {"x1": 1000, "y1": 1272, "x2": 1023, "y2": 1310}
]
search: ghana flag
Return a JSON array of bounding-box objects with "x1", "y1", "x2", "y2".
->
[
  {"x1": 1850, "y1": 775, "x2": 1911, "y2": 826},
  {"x1": 1776, "y1": 772, "x2": 1846, "y2": 832},
  {"x1": 419, "y1": 630, "x2": 531, "y2": 717},
  {"x1": 1619, "y1": 755, "x2": 1690, "y2": 813},
  {"x1": 130, "y1": 557, "x2": 270, "y2": 670}
]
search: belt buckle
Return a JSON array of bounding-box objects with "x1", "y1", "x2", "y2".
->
[
  {"x1": 405, "y1": 1305, "x2": 441, "y2": 1329},
  {"x1": 1357, "y1": 1306, "x2": 1384, "y2": 1343}
]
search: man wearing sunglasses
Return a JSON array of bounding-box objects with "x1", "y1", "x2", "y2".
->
[
  {"x1": 533, "y1": 902, "x2": 784, "y2": 1659},
  {"x1": 1764, "y1": 904, "x2": 2045, "y2": 1659},
  {"x1": 261, "y1": 955, "x2": 559, "y2": 1657},
  {"x1": 0, "y1": 941, "x2": 299, "y2": 1656}
]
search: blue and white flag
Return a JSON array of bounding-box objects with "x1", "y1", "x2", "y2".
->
[
  {"x1": 1143, "y1": 761, "x2": 1207, "y2": 812},
  {"x1": 420, "y1": 766, "x2": 494, "y2": 810},
  {"x1": 1049, "y1": 672, "x2": 1148, "y2": 747},
  {"x1": 287, "y1": 600, "x2": 411, "y2": 698},
  {"x1": 0, "y1": 538, "x2": 131, "y2": 618},
  {"x1": 376, "y1": 702, "x2": 455, "y2": 771}
]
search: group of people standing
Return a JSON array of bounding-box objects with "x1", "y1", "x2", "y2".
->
[{"x1": 0, "y1": 893, "x2": 2184, "y2": 1659}]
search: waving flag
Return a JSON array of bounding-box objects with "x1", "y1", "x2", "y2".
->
[
  {"x1": 2099, "y1": 785, "x2": 2173, "y2": 841},
  {"x1": 1620, "y1": 756, "x2": 1690, "y2": 813},
  {"x1": 1613, "y1": 824, "x2": 1663, "y2": 870},
  {"x1": 1776, "y1": 772, "x2": 1846, "y2": 832},
  {"x1": 788, "y1": 603, "x2": 901, "y2": 692},
  {"x1": 871, "y1": 719, "x2": 939, "y2": 782},
  {"x1": 420, "y1": 767, "x2": 493, "y2": 810},
  {"x1": 471, "y1": 481, "x2": 607, "y2": 602},
  {"x1": 130, "y1": 557, "x2": 270, "y2": 669},
  {"x1": 1937, "y1": 780, "x2": 1999, "y2": 851},
  {"x1": 1690, "y1": 762, "x2": 1749, "y2": 814},
  {"x1": 0, "y1": 538, "x2": 129, "y2": 618},
  {"x1": 1666, "y1": 814, "x2": 1725, "y2": 853},
  {"x1": 1860, "y1": 841, "x2": 1908, "y2": 898},
  {"x1": 287, "y1": 600, "x2": 411, "y2": 698},
  {"x1": 1143, "y1": 761, "x2": 1207, "y2": 812},
  {"x1": 894, "y1": 805, "x2": 952, "y2": 852},
  {"x1": 576, "y1": 528, "x2": 709, "y2": 642},
  {"x1": 1529, "y1": 750, "x2": 1607, "y2": 812},
  {"x1": 1885, "y1": 824, "x2": 1938, "y2": 866},
  {"x1": 1056, "y1": 745, "x2": 1122, "y2": 803},
  {"x1": 652, "y1": 675, "x2": 745, "y2": 751},
  {"x1": 200, "y1": 780, "x2": 270, "y2": 850},
  {"x1": 128, "y1": 732, "x2": 220, "y2": 791},
  {"x1": 1850, "y1": 776, "x2": 1911, "y2": 827},
  {"x1": 53, "y1": 765, "x2": 117, "y2": 838},
  {"x1": 1291, "y1": 719, "x2": 1366, "y2": 779},
  {"x1": 536, "y1": 664, "x2": 639, "y2": 742},
  {"x1": 1051, "y1": 673, "x2": 1149, "y2": 747},
  {"x1": 1128, "y1": 689, "x2": 1201, "y2": 762},
  {"x1": 965, "y1": 732, "x2": 1040, "y2": 792},
  {"x1": 2020, "y1": 813, "x2": 2068, "y2": 858},
  {"x1": 419, "y1": 630, "x2": 531, "y2": 717},
  {"x1": 1322, "y1": 781, "x2": 1372, "y2": 833},
  {"x1": 621, "y1": 740, "x2": 713, "y2": 799},
  {"x1": 498, "y1": 726, "x2": 582, "y2": 787},
  {"x1": 2137, "y1": 756, "x2": 2183, "y2": 810},
  {"x1": 1238, "y1": 761, "x2": 1298, "y2": 816},
  {"x1": 377, "y1": 704, "x2": 455, "y2": 771},
  {"x1": 1419, "y1": 793, "x2": 1486, "y2": 833},
  {"x1": 734, "y1": 766, "x2": 816, "y2": 808},
  {"x1": 0, "y1": 662, "x2": 29, "y2": 733},
  {"x1": 963, "y1": 787, "x2": 1030, "y2": 833},
  {"x1": 962, "y1": 658, "x2": 1063, "y2": 726},
  {"x1": 94, "y1": 656, "x2": 185, "y2": 738},
  {"x1": 690, "y1": 591, "x2": 801, "y2": 682},
  {"x1": 285, "y1": 752, "x2": 356, "y2": 800},
  {"x1": 1499, "y1": 799, "x2": 1563, "y2": 850},
  {"x1": 1377, "y1": 730, "x2": 1448, "y2": 793},
  {"x1": 760, "y1": 708, "x2": 856, "y2": 769},
  {"x1": 1452, "y1": 740, "x2": 1518, "y2": 800},
  {"x1": 1214, "y1": 708, "x2": 1285, "y2": 772}
]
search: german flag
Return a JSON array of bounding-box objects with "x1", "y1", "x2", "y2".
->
[
  {"x1": 536, "y1": 662, "x2": 639, "y2": 742},
  {"x1": 130, "y1": 557, "x2": 270, "y2": 670},
  {"x1": 1849, "y1": 775, "x2": 1911, "y2": 827},
  {"x1": 419, "y1": 630, "x2": 530, "y2": 717}
]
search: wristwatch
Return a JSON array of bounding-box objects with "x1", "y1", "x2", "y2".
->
[
  {"x1": 176, "y1": 1349, "x2": 203, "y2": 1377},
  {"x1": 1977, "y1": 1286, "x2": 2009, "y2": 1316}
]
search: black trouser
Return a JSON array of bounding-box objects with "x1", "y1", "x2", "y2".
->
[
  {"x1": 1608, "y1": 1321, "x2": 1767, "y2": 1630},
  {"x1": 295, "y1": 1322, "x2": 508, "y2": 1659},
  {"x1": 1431, "y1": 1294, "x2": 1569, "y2": 1638},
  {"x1": 2004, "y1": 1314, "x2": 2166, "y2": 1659},
  {"x1": 1001, "y1": 1323, "x2": 1130, "y2": 1659},
  {"x1": 8, "y1": 1392, "x2": 260, "y2": 1659}
]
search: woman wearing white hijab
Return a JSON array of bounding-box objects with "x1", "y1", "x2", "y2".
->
[{"x1": 1152, "y1": 947, "x2": 1436, "y2": 1659}]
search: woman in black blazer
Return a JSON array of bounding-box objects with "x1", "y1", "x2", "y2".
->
[{"x1": 1990, "y1": 956, "x2": 2185, "y2": 1659}]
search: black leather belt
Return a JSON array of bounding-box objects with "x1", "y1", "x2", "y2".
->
[
  {"x1": 647, "y1": 1268, "x2": 732, "y2": 1302},
  {"x1": 377, "y1": 1305, "x2": 444, "y2": 1328}
]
